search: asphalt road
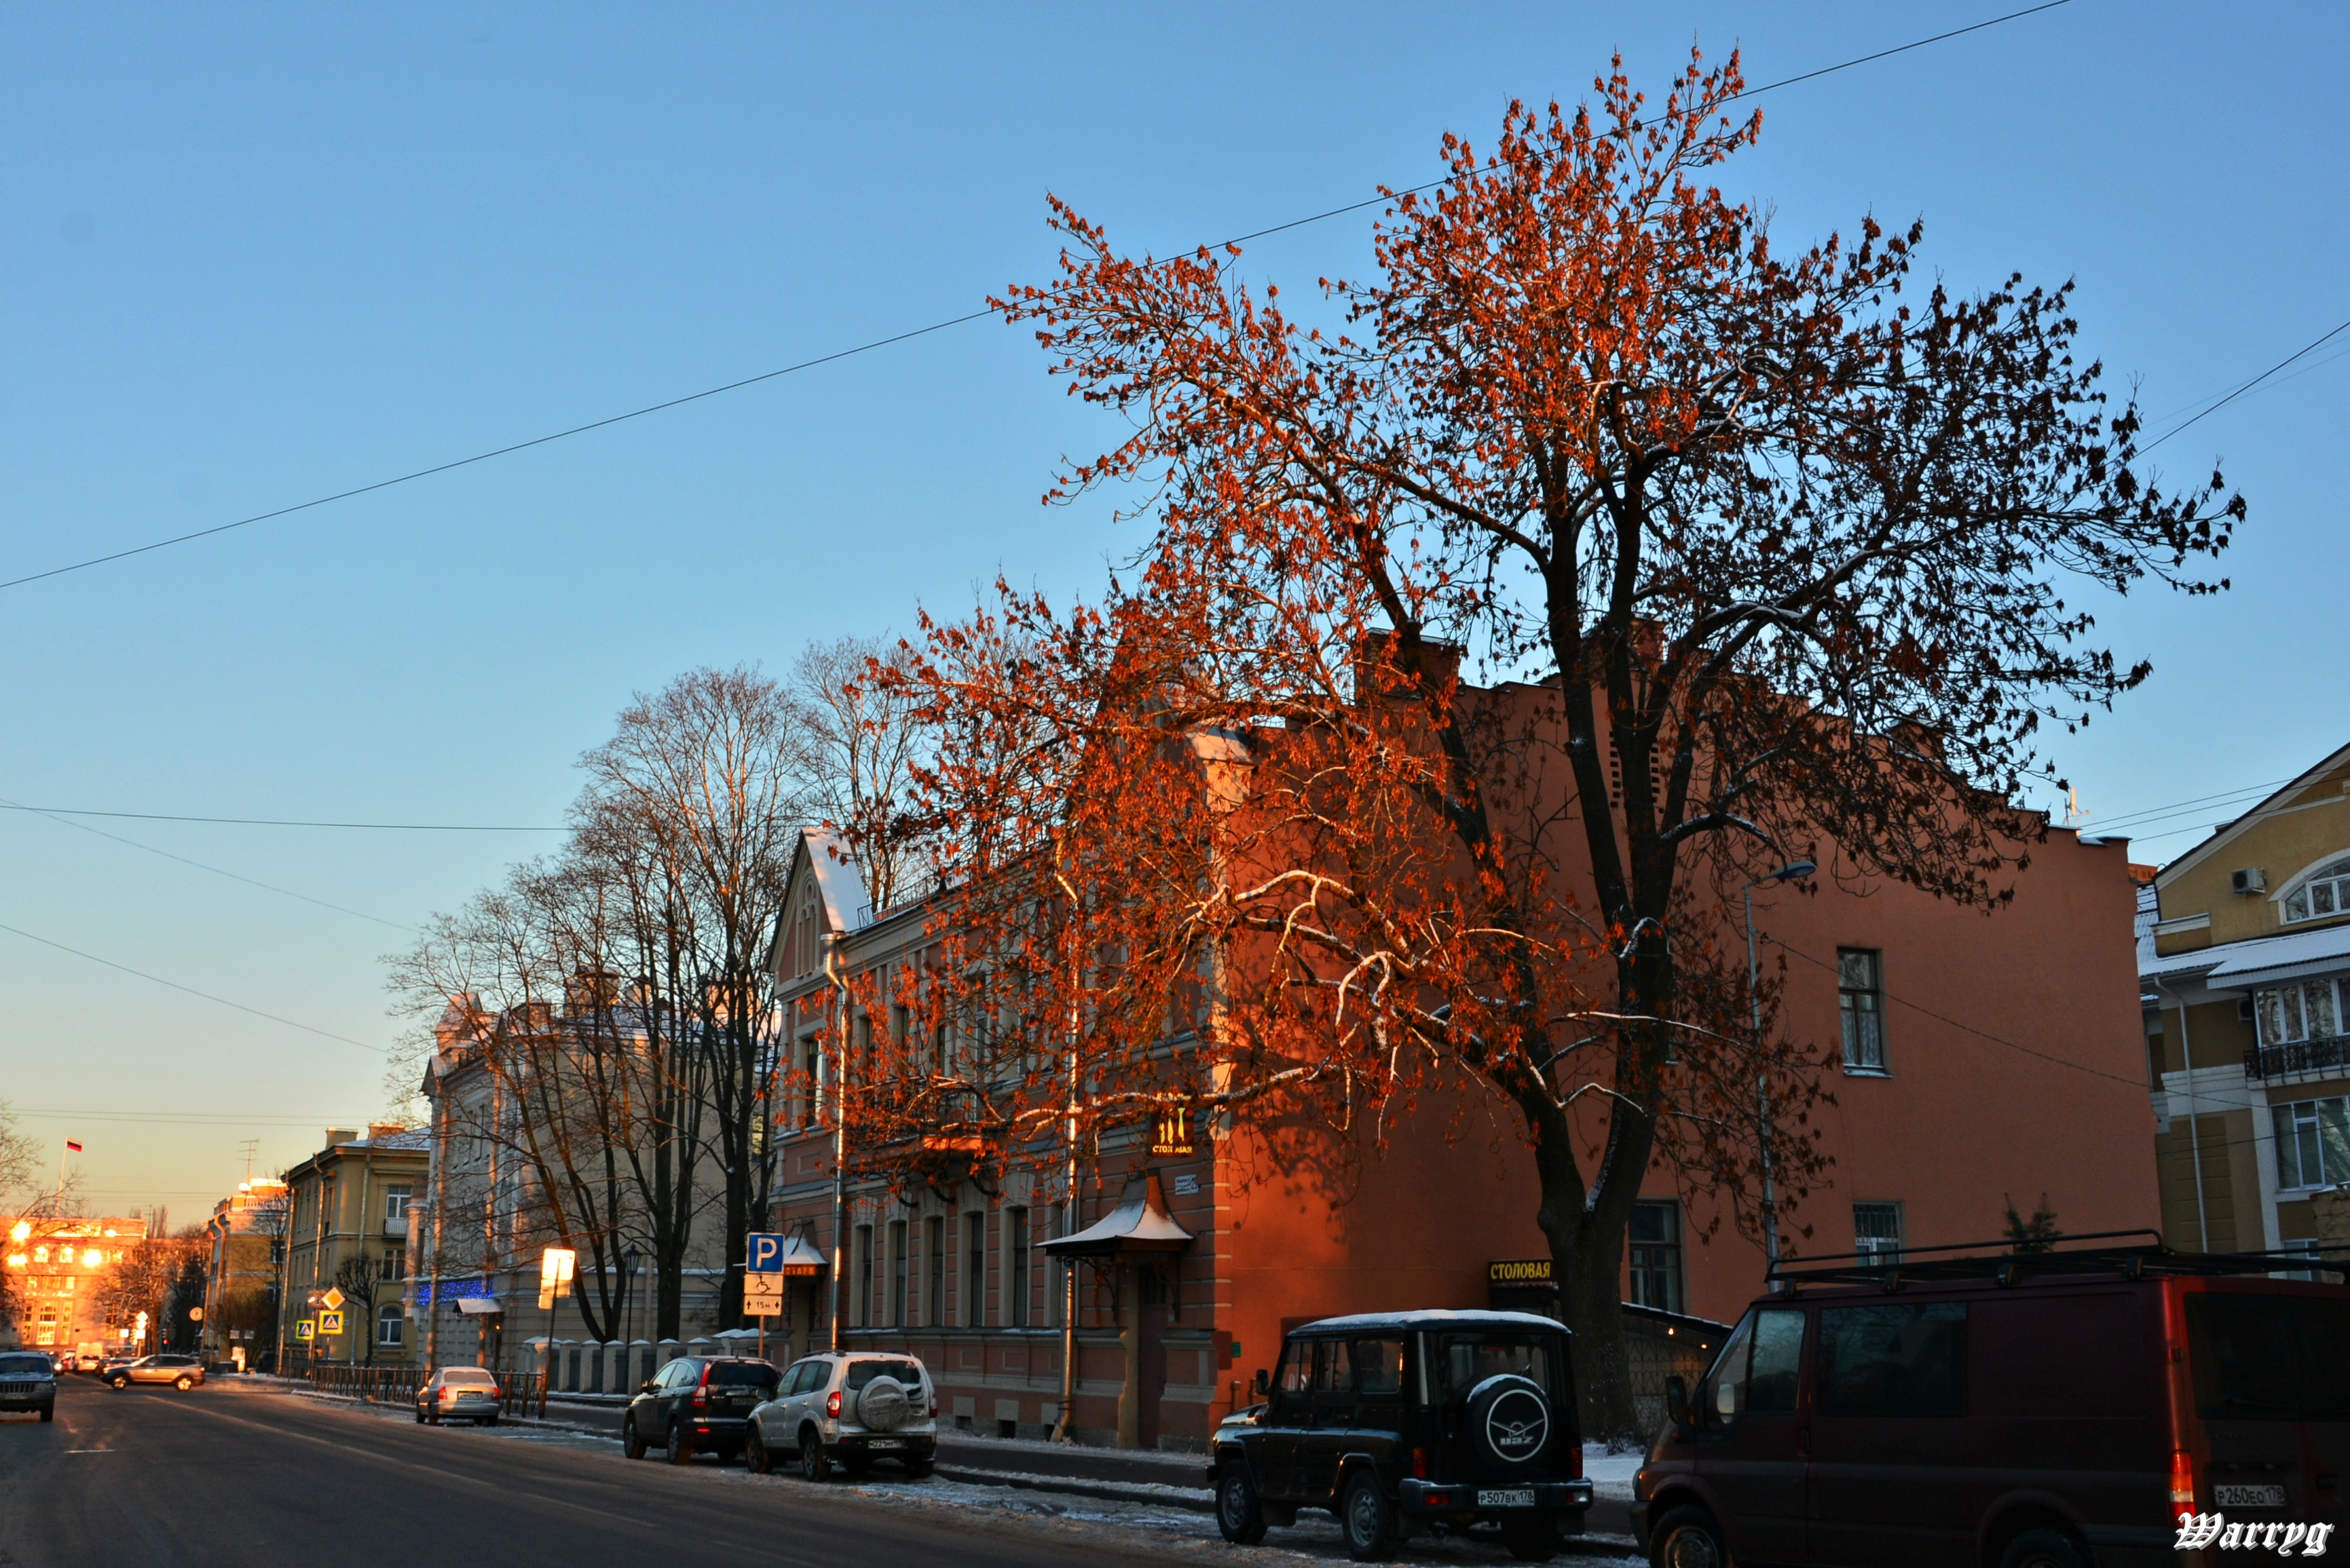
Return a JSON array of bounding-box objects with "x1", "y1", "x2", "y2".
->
[{"x1": 0, "y1": 1379, "x2": 1218, "y2": 1568}]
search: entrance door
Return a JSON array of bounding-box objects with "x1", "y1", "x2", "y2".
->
[{"x1": 1694, "y1": 1305, "x2": 1810, "y2": 1565}]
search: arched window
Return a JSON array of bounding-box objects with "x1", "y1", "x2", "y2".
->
[{"x1": 2283, "y1": 856, "x2": 2350, "y2": 923}]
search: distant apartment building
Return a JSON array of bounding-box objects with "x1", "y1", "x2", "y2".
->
[
  {"x1": 2141, "y1": 743, "x2": 2350, "y2": 1260},
  {"x1": 277, "y1": 1127, "x2": 428, "y2": 1370},
  {"x1": 1, "y1": 1216, "x2": 147, "y2": 1352},
  {"x1": 198, "y1": 1176, "x2": 287, "y2": 1368}
]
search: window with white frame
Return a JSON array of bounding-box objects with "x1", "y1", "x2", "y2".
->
[
  {"x1": 2256, "y1": 979, "x2": 2347, "y2": 1046},
  {"x1": 2283, "y1": 857, "x2": 2350, "y2": 924},
  {"x1": 2273, "y1": 1097, "x2": 2350, "y2": 1190},
  {"x1": 377, "y1": 1305, "x2": 404, "y2": 1346}
]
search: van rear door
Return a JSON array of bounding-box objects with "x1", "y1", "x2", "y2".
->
[{"x1": 2182, "y1": 1285, "x2": 2350, "y2": 1531}]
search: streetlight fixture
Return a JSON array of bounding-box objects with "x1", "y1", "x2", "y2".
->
[{"x1": 1744, "y1": 859, "x2": 1816, "y2": 1273}]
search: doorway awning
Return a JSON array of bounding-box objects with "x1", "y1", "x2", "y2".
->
[
  {"x1": 455, "y1": 1298, "x2": 504, "y2": 1316},
  {"x1": 1041, "y1": 1174, "x2": 1194, "y2": 1260},
  {"x1": 774, "y1": 1234, "x2": 829, "y2": 1277}
]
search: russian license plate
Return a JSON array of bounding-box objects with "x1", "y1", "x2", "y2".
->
[
  {"x1": 2214, "y1": 1484, "x2": 2288, "y2": 1508},
  {"x1": 1478, "y1": 1489, "x2": 1537, "y2": 1509},
  {"x1": 867, "y1": 1438, "x2": 903, "y2": 1450}
]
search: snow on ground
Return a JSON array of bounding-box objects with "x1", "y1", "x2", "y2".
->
[{"x1": 229, "y1": 1381, "x2": 1647, "y2": 1565}]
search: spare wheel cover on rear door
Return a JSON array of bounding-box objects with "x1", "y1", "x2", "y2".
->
[
  {"x1": 857, "y1": 1376, "x2": 912, "y2": 1431},
  {"x1": 1465, "y1": 1373, "x2": 1551, "y2": 1470}
]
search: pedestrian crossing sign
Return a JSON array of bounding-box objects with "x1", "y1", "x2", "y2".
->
[
  {"x1": 318, "y1": 1311, "x2": 344, "y2": 1335},
  {"x1": 295, "y1": 1320, "x2": 315, "y2": 1340}
]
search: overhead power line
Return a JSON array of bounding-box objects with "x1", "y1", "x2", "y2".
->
[
  {"x1": 1, "y1": 796, "x2": 415, "y2": 929},
  {"x1": 0, "y1": 803, "x2": 559, "y2": 831},
  {"x1": 0, "y1": 921, "x2": 383, "y2": 1056},
  {"x1": 1, "y1": 2, "x2": 2074, "y2": 595},
  {"x1": 2142, "y1": 314, "x2": 2350, "y2": 453}
]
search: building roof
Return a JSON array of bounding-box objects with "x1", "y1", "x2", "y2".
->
[
  {"x1": 2156, "y1": 742, "x2": 2350, "y2": 887},
  {"x1": 802, "y1": 827, "x2": 873, "y2": 935},
  {"x1": 2140, "y1": 920, "x2": 2350, "y2": 991}
]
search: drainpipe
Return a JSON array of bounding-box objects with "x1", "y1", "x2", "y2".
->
[
  {"x1": 824, "y1": 931, "x2": 848, "y2": 1353},
  {"x1": 2156, "y1": 976, "x2": 2213, "y2": 1251},
  {"x1": 425, "y1": 1083, "x2": 447, "y2": 1372}
]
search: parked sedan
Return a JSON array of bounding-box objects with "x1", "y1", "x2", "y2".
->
[
  {"x1": 106, "y1": 1354, "x2": 204, "y2": 1390},
  {"x1": 622, "y1": 1356, "x2": 780, "y2": 1464},
  {"x1": 415, "y1": 1366, "x2": 502, "y2": 1425},
  {"x1": 0, "y1": 1351, "x2": 58, "y2": 1421}
]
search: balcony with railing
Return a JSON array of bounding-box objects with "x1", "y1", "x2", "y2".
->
[{"x1": 2245, "y1": 1034, "x2": 2350, "y2": 1082}]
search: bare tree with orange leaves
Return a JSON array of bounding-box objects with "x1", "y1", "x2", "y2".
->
[{"x1": 887, "y1": 50, "x2": 2242, "y2": 1436}]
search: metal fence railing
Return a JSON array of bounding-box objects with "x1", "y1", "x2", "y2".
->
[{"x1": 307, "y1": 1364, "x2": 548, "y2": 1418}]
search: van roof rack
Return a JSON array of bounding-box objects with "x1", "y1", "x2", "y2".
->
[{"x1": 1765, "y1": 1229, "x2": 2350, "y2": 1290}]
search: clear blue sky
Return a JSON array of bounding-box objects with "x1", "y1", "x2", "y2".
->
[{"x1": 4, "y1": 1, "x2": 2343, "y2": 1216}]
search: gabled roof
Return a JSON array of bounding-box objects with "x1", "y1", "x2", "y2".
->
[
  {"x1": 2157, "y1": 741, "x2": 2350, "y2": 887},
  {"x1": 800, "y1": 827, "x2": 874, "y2": 935}
]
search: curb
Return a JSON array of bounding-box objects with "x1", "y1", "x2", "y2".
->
[{"x1": 931, "y1": 1464, "x2": 1214, "y2": 1515}]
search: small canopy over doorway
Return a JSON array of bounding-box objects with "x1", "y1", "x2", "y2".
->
[{"x1": 1042, "y1": 1174, "x2": 1194, "y2": 1449}]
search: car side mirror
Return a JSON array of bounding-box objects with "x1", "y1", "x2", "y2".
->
[
  {"x1": 1252, "y1": 1367, "x2": 1269, "y2": 1397},
  {"x1": 1664, "y1": 1375, "x2": 1692, "y2": 1432},
  {"x1": 640, "y1": 1381, "x2": 655, "y2": 1394}
]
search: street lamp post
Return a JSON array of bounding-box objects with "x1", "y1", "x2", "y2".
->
[{"x1": 1744, "y1": 859, "x2": 1816, "y2": 1274}]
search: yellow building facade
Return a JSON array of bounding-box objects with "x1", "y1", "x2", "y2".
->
[{"x1": 2141, "y1": 743, "x2": 2350, "y2": 1258}]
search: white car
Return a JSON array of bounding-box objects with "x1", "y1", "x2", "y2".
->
[
  {"x1": 415, "y1": 1366, "x2": 502, "y2": 1426},
  {"x1": 744, "y1": 1352, "x2": 937, "y2": 1480}
]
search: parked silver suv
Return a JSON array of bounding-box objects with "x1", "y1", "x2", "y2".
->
[{"x1": 745, "y1": 1351, "x2": 937, "y2": 1481}]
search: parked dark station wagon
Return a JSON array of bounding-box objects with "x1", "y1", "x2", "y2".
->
[
  {"x1": 1211, "y1": 1309, "x2": 1592, "y2": 1561},
  {"x1": 1633, "y1": 1233, "x2": 2350, "y2": 1568}
]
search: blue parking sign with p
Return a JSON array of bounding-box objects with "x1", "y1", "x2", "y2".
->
[{"x1": 747, "y1": 1233, "x2": 784, "y2": 1273}]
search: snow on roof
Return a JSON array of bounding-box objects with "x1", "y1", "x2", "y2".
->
[
  {"x1": 2201, "y1": 922, "x2": 2350, "y2": 988},
  {"x1": 1040, "y1": 1175, "x2": 1194, "y2": 1257},
  {"x1": 803, "y1": 827, "x2": 874, "y2": 934},
  {"x1": 2143, "y1": 920, "x2": 2350, "y2": 990},
  {"x1": 1300, "y1": 1309, "x2": 1570, "y2": 1333}
]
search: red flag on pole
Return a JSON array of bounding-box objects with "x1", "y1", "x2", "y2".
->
[{"x1": 64, "y1": 1140, "x2": 82, "y2": 1153}]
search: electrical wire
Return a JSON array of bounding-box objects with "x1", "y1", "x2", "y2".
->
[
  {"x1": 0, "y1": 2, "x2": 2076, "y2": 595},
  {"x1": 0, "y1": 802, "x2": 559, "y2": 831},
  {"x1": 2141, "y1": 314, "x2": 2350, "y2": 453},
  {"x1": 1764, "y1": 932, "x2": 2149, "y2": 1089},
  {"x1": 0, "y1": 921, "x2": 382, "y2": 1056},
  {"x1": 1, "y1": 796, "x2": 415, "y2": 930}
]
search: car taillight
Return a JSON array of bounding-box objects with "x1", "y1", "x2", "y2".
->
[
  {"x1": 1565, "y1": 1443, "x2": 1582, "y2": 1480},
  {"x1": 1409, "y1": 1447, "x2": 1431, "y2": 1480},
  {"x1": 928, "y1": 1391, "x2": 938, "y2": 1418},
  {"x1": 2171, "y1": 1447, "x2": 2198, "y2": 1518},
  {"x1": 825, "y1": 1389, "x2": 842, "y2": 1419}
]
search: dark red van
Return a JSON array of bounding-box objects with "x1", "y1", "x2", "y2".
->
[{"x1": 1630, "y1": 1234, "x2": 2350, "y2": 1567}]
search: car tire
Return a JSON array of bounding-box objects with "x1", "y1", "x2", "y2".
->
[
  {"x1": 799, "y1": 1430, "x2": 831, "y2": 1483},
  {"x1": 1339, "y1": 1471, "x2": 1396, "y2": 1562},
  {"x1": 1999, "y1": 1527, "x2": 2091, "y2": 1568},
  {"x1": 1649, "y1": 1506, "x2": 1730, "y2": 1568},
  {"x1": 174, "y1": 1375, "x2": 194, "y2": 1392},
  {"x1": 666, "y1": 1420, "x2": 693, "y2": 1464},
  {"x1": 415, "y1": 1406, "x2": 426, "y2": 1424},
  {"x1": 1216, "y1": 1463, "x2": 1269, "y2": 1546},
  {"x1": 622, "y1": 1417, "x2": 646, "y2": 1460},
  {"x1": 745, "y1": 1427, "x2": 772, "y2": 1474},
  {"x1": 1503, "y1": 1512, "x2": 1560, "y2": 1562},
  {"x1": 481, "y1": 1414, "x2": 498, "y2": 1427},
  {"x1": 902, "y1": 1458, "x2": 933, "y2": 1480},
  {"x1": 109, "y1": 1377, "x2": 128, "y2": 1390},
  {"x1": 40, "y1": 1406, "x2": 54, "y2": 1423}
]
